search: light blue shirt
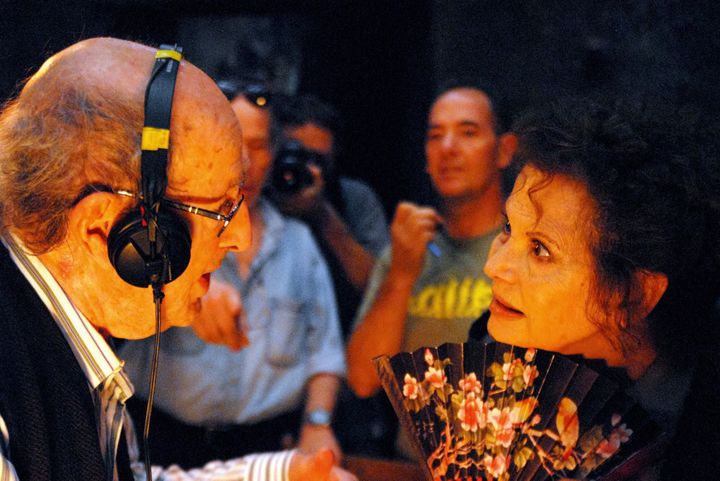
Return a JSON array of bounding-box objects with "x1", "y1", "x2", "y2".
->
[{"x1": 121, "y1": 200, "x2": 346, "y2": 426}]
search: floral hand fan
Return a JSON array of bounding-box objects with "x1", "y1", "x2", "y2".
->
[{"x1": 374, "y1": 342, "x2": 664, "y2": 481}]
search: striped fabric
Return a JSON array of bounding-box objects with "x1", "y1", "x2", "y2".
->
[{"x1": 0, "y1": 235, "x2": 293, "y2": 481}]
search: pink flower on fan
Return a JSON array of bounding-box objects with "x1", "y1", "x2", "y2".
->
[
  {"x1": 489, "y1": 407, "x2": 513, "y2": 431},
  {"x1": 595, "y1": 423, "x2": 633, "y2": 459},
  {"x1": 459, "y1": 372, "x2": 482, "y2": 394},
  {"x1": 483, "y1": 453, "x2": 509, "y2": 478},
  {"x1": 488, "y1": 407, "x2": 515, "y2": 447},
  {"x1": 523, "y1": 364, "x2": 539, "y2": 386},
  {"x1": 595, "y1": 433, "x2": 621, "y2": 459},
  {"x1": 424, "y1": 348, "x2": 434, "y2": 365},
  {"x1": 403, "y1": 374, "x2": 421, "y2": 399},
  {"x1": 524, "y1": 348, "x2": 537, "y2": 362},
  {"x1": 502, "y1": 358, "x2": 522, "y2": 381},
  {"x1": 457, "y1": 392, "x2": 487, "y2": 432},
  {"x1": 614, "y1": 423, "x2": 633, "y2": 442},
  {"x1": 424, "y1": 366, "x2": 447, "y2": 389}
]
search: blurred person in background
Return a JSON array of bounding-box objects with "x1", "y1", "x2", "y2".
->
[
  {"x1": 268, "y1": 94, "x2": 395, "y2": 457},
  {"x1": 347, "y1": 83, "x2": 517, "y2": 459},
  {"x1": 268, "y1": 94, "x2": 389, "y2": 338}
]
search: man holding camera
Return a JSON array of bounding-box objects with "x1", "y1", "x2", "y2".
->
[
  {"x1": 120, "y1": 87, "x2": 346, "y2": 466},
  {"x1": 268, "y1": 95, "x2": 389, "y2": 338}
]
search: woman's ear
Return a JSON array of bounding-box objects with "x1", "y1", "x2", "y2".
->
[
  {"x1": 66, "y1": 193, "x2": 129, "y2": 260},
  {"x1": 636, "y1": 270, "x2": 669, "y2": 319},
  {"x1": 496, "y1": 132, "x2": 518, "y2": 170}
]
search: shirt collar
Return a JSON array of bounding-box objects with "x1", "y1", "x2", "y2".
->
[{"x1": 1, "y1": 235, "x2": 134, "y2": 400}]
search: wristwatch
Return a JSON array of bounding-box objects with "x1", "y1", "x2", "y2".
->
[{"x1": 303, "y1": 408, "x2": 333, "y2": 427}]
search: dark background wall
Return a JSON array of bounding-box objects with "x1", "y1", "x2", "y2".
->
[{"x1": 1, "y1": 0, "x2": 718, "y2": 215}]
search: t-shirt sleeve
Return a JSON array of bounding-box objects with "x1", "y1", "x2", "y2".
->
[
  {"x1": 340, "y1": 178, "x2": 389, "y2": 256},
  {"x1": 350, "y1": 245, "x2": 392, "y2": 334}
]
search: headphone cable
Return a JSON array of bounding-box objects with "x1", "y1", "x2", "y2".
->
[{"x1": 143, "y1": 282, "x2": 164, "y2": 481}]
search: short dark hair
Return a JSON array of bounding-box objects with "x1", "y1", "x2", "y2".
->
[
  {"x1": 512, "y1": 97, "x2": 720, "y2": 364},
  {"x1": 433, "y1": 78, "x2": 509, "y2": 133},
  {"x1": 269, "y1": 93, "x2": 342, "y2": 150}
]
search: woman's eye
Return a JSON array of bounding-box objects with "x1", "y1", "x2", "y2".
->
[
  {"x1": 502, "y1": 220, "x2": 511, "y2": 235},
  {"x1": 532, "y1": 240, "x2": 550, "y2": 258}
]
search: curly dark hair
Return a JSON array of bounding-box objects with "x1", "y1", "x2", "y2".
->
[{"x1": 511, "y1": 98, "x2": 720, "y2": 365}]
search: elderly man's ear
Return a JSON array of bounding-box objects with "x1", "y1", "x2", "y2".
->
[{"x1": 66, "y1": 193, "x2": 130, "y2": 259}]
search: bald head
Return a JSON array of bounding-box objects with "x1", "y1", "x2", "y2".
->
[
  {"x1": 430, "y1": 87, "x2": 498, "y2": 133},
  {"x1": 0, "y1": 37, "x2": 243, "y2": 253}
]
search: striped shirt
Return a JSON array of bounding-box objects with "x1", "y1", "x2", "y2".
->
[{"x1": 0, "y1": 236, "x2": 293, "y2": 481}]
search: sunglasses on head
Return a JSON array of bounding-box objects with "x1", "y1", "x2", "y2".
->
[{"x1": 217, "y1": 79, "x2": 271, "y2": 108}]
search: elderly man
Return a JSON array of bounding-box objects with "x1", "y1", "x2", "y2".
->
[{"x1": 0, "y1": 37, "x2": 354, "y2": 481}]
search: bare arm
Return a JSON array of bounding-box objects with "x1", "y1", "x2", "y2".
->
[
  {"x1": 346, "y1": 202, "x2": 443, "y2": 398},
  {"x1": 298, "y1": 373, "x2": 342, "y2": 462}
]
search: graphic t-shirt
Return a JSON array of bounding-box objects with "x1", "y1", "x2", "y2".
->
[{"x1": 354, "y1": 227, "x2": 498, "y2": 353}]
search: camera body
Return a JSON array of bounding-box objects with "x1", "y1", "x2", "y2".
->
[{"x1": 271, "y1": 140, "x2": 325, "y2": 193}]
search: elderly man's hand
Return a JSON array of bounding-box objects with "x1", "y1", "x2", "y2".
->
[
  {"x1": 191, "y1": 277, "x2": 248, "y2": 351},
  {"x1": 298, "y1": 425, "x2": 343, "y2": 466},
  {"x1": 288, "y1": 449, "x2": 358, "y2": 481}
]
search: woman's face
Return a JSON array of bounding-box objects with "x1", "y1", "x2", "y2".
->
[{"x1": 484, "y1": 165, "x2": 623, "y2": 363}]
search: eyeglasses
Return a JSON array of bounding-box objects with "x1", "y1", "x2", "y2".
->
[{"x1": 73, "y1": 184, "x2": 244, "y2": 237}]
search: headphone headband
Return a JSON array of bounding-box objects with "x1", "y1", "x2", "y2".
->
[
  {"x1": 108, "y1": 44, "x2": 191, "y2": 289},
  {"x1": 141, "y1": 45, "x2": 182, "y2": 219}
]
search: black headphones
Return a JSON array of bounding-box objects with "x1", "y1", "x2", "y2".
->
[{"x1": 107, "y1": 45, "x2": 192, "y2": 289}]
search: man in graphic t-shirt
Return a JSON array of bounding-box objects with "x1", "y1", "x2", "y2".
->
[{"x1": 347, "y1": 84, "x2": 517, "y2": 401}]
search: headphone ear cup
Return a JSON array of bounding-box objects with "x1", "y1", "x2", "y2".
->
[{"x1": 108, "y1": 208, "x2": 192, "y2": 288}]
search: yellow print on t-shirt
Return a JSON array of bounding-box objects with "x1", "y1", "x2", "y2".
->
[{"x1": 407, "y1": 277, "x2": 492, "y2": 320}]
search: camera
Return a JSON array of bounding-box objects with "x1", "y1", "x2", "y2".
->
[{"x1": 271, "y1": 140, "x2": 325, "y2": 193}]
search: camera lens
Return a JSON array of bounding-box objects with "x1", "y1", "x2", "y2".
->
[{"x1": 271, "y1": 141, "x2": 318, "y2": 193}]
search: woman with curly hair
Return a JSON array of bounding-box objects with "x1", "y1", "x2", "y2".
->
[{"x1": 482, "y1": 98, "x2": 720, "y2": 480}]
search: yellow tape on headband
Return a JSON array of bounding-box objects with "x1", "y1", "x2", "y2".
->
[
  {"x1": 155, "y1": 49, "x2": 183, "y2": 62},
  {"x1": 141, "y1": 127, "x2": 170, "y2": 151}
]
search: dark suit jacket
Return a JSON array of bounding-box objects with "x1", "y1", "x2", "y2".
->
[{"x1": 0, "y1": 245, "x2": 133, "y2": 480}]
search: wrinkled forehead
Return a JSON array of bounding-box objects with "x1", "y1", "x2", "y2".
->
[{"x1": 509, "y1": 165, "x2": 598, "y2": 241}]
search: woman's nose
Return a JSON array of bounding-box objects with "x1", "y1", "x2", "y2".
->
[{"x1": 483, "y1": 234, "x2": 515, "y2": 283}]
